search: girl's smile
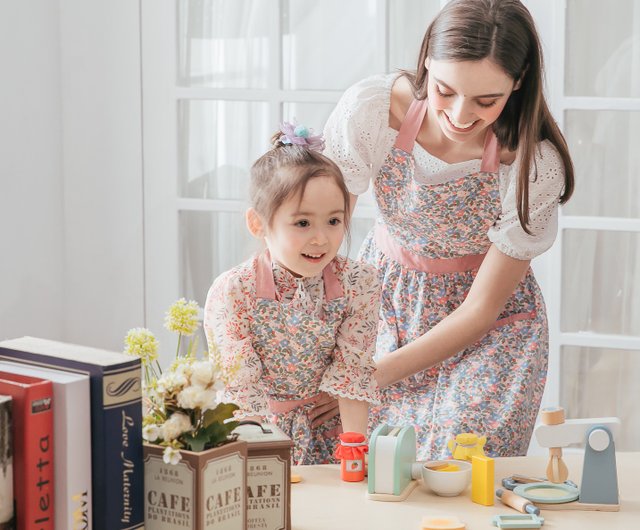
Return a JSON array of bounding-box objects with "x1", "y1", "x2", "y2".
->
[{"x1": 262, "y1": 175, "x2": 346, "y2": 278}]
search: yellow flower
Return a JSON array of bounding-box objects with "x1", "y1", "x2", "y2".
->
[
  {"x1": 164, "y1": 298, "x2": 199, "y2": 336},
  {"x1": 124, "y1": 328, "x2": 159, "y2": 365}
]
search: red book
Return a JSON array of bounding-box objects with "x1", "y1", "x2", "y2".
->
[{"x1": 0, "y1": 371, "x2": 54, "y2": 530}]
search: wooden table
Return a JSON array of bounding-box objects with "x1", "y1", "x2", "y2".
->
[{"x1": 291, "y1": 453, "x2": 639, "y2": 529}]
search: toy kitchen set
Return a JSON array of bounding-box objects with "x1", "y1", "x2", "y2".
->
[{"x1": 361, "y1": 407, "x2": 622, "y2": 529}]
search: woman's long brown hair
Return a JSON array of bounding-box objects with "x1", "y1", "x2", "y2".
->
[{"x1": 404, "y1": 0, "x2": 574, "y2": 234}]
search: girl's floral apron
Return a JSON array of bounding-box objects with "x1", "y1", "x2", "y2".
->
[
  {"x1": 250, "y1": 252, "x2": 345, "y2": 465},
  {"x1": 360, "y1": 99, "x2": 549, "y2": 459}
]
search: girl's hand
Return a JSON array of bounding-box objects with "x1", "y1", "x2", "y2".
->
[{"x1": 310, "y1": 392, "x2": 340, "y2": 428}]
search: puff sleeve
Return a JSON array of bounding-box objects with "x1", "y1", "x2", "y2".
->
[
  {"x1": 323, "y1": 74, "x2": 395, "y2": 195},
  {"x1": 488, "y1": 140, "x2": 566, "y2": 260},
  {"x1": 319, "y1": 261, "x2": 382, "y2": 404},
  {"x1": 204, "y1": 269, "x2": 270, "y2": 418}
]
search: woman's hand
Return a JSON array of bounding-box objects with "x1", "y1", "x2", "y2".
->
[
  {"x1": 309, "y1": 392, "x2": 340, "y2": 428},
  {"x1": 375, "y1": 244, "x2": 531, "y2": 388}
]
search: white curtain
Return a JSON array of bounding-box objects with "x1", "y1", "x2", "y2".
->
[{"x1": 561, "y1": 0, "x2": 640, "y2": 450}]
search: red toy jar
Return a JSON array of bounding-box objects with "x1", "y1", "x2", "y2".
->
[{"x1": 335, "y1": 431, "x2": 368, "y2": 482}]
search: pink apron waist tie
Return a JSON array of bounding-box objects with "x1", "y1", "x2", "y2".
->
[
  {"x1": 268, "y1": 394, "x2": 343, "y2": 439},
  {"x1": 374, "y1": 224, "x2": 486, "y2": 273}
]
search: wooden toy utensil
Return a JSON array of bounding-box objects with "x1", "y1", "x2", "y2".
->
[
  {"x1": 541, "y1": 407, "x2": 569, "y2": 483},
  {"x1": 546, "y1": 447, "x2": 569, "y2": 483}
]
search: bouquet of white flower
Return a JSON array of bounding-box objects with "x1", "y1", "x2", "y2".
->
[{"x1": 124, "y1": 298, "x2": 239, "y2": 464}]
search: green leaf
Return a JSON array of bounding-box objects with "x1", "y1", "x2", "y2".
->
[
  {"x1": 184, "y1": 430, "x2": 209, "y2": 452},
  {"x1": 202, "y1": 403, "x2": 239, "y2": 429},
  {"x1": 183, "y1": 419, "x2": 240, "y2": 451}
]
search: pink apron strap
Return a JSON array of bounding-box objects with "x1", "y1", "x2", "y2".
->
[
  {"x1": 394, "y1": 97, "x2": 501, "y2": 172},
  {"x1": 322, "y1": 264, "x2": 344, "y2": 301},
  {"x1": 480, "y1": 128, "x2": 501, "y2": 173},
  {"x1": 394, "y1": 98, "x2": 429, "y2": 153},
  {"x1": 255, "y1": 250, "x2": 277, "y2": 299},
  {"x1": 255, "y1": 251, "x2": 344, "y2": 301}
]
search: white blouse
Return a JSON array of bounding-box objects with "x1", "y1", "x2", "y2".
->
[{"x1": 323, "y1": 73, "x2": 567, "y2": 260}]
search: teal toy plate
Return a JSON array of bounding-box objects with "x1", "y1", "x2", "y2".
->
[{"x1": 513, "y1": 482, "x2": 579, "y2": 504}]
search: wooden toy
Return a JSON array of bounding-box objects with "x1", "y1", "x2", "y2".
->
[
  {"x1": 431, "y1": 463, "x2": 460, "y2": 472},
  {"x1": 501, "y1": 474, "x2": 578, "y2": 491},
  {"x1": 471, "y1": 454, "x2": 494, "y2": 506},
  {"x1": 334, "y1": 431, "x2": 368, "y2": 482},
  {"x1": 496, "y1": 488, "x2": 540, "y2": 515},
  {"x1": 491, "y1": 514, "x2": 545, "y2": 529},
  {"x1": 447, "y1": 432, "x2": 486, "y2": 461},
  {"x1": 534, "y1": 411, "x2": 621, "y2": 510},
  {"x1": 420, "y1": 516, "x2": 466, "y2": 529},
  {"x1": 367, "y1": 424, "x2": 418, "y2": 501},
  {"x1": 421, "y1": 459, "x2": 472, "y2": 496},
  {"x1": 539, "y1": 407, "x2": 569, "y2": 483},
  {"x1": 513, "y1": 483, "x2": 579, "y2": 504}
]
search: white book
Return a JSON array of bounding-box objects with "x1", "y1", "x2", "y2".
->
[{"x1": 0, "y1": 361, "x2": 92, "y2": 530}]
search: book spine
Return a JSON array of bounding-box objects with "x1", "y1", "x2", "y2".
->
[
  {"x1": 0, "y1": 398, "x2": 13, "y2": 528},
  {"x1": 23, "y1": 384, "x2": 54, "y2": 530},
  {"x1": 92, "y1": 365, "x2": 144, "y2": 530},
  {"x1": 0, "y1": 380, "x2": 55, "y2": 530},
  {"x1": 57, "y1": 379, "x2": 92, "y2": 530},
  {"x1": 0, "y1": 349, "x2": 144, "y2": 530}
]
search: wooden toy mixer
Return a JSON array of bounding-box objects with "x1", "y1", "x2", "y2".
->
[{"x1": 534, "y1": 406, "x2": 621, "y2": 509}]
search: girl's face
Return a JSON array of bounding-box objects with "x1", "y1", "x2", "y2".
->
[
  {"x1": 425, "y1": 57, "x2": 519, "y2": 145},
  {"x1": 264, "y1": 175, "x2": 346, "y2": 278}
]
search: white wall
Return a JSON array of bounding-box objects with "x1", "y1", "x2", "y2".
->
[
  {"x1": 0, "y1": 0, "x2": 145, "y2": 352},
  {"x1": 59, "y1": 0, "x2": 145, "y2": 350},
  {"x1": 0, "y1": 1, "x2": 65, "y2": 341}
]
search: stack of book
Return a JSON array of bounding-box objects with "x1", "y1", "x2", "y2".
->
[{"x1": 0, "y1": 336, "x2": 144, "y2": 530}]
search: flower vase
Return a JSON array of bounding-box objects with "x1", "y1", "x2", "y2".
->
[{"x1": 143, "y1": 440, "x2": 248, "y2": 530}]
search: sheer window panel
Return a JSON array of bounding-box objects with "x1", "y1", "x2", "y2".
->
[
  {"x1": 282, "y1": 101, "x2": 378, "y2": 210},
  {"x1": 177, "y1": 0, "x2": 271, "y2": 88},
  {"x1": 564, "y1": 110, "x2": 640, "y2": 217},
  {"x1": 340, "y1": 217, "x2": 375, "y2": 260},
  {"x1": 561, "y1": 229, "x2": 640, "y2": 335},
  {"x1": 180, "y1": 211, "x2": 258, "y2": 308},
  {"x1": 388, "y1": 0, "x2": 440, "y2": 71},
  {"x1": 282, "y1": 102, "x2": 335, "y2": 134},
  {"x1": 282, "y1": 0, "x2": 380, "y2": 90},
  {"x1": 565, "y1": 0, "x2": 640, "y2": 98},
  {"x1": 560, "y1": 346, "x2": 640, "y2": 451},
  {"x1": 178, "y1": 100, "x2": 270, "y2": 199}
]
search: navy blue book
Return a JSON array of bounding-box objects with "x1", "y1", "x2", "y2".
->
[{"x1": 0, "y1": 337, "x2": 143, "y2": 530}]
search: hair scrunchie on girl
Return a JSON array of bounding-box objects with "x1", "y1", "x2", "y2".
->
[{"x1": 275, "y1": 121, "x2": 325, "y2": 152}]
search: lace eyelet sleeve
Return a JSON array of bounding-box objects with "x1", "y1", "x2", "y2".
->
[
  {"x1": 323, "y1": 74, "x2": 395, "y2": 195},
  {"x1": 488, "y1": 140, "x2": 567, "y2": 260},
  {"x1": 319, "y1": 260, "x2": 382, "y2": 405},
  {"x1": 204, "y1": 267, "x2": 270, "y2": 418}
]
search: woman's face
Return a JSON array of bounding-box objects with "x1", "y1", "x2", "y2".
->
[{"x1": 425, "y1": 57, "x2": 519, "y2": 145}]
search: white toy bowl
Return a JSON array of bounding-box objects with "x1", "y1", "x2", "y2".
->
[{"x1": 420, "y1": 459, "x2": 472, "y2": 497}]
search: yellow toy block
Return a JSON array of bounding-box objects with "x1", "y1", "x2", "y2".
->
[{"x1": 471, "y1": 454, "x2": 494, "y2": 506}]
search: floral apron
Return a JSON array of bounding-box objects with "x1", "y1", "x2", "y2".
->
[
  {"x1": 250, "y1": 252, "x2": 345, "y2": 465},
  {"x1": 361, "y1": 99, "x2": 549, "y2": 459}
]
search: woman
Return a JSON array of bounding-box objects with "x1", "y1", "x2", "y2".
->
[{"x1": 323, "y1": 0, "x2": 574, "y2": 458}]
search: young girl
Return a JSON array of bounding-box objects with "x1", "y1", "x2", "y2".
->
[
  {"x1": 204, "y1": 124, "x2": 381, "y2": 465},
  {"x1": 323, "y1": 0, "x2": 574, "y2": 459}
]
